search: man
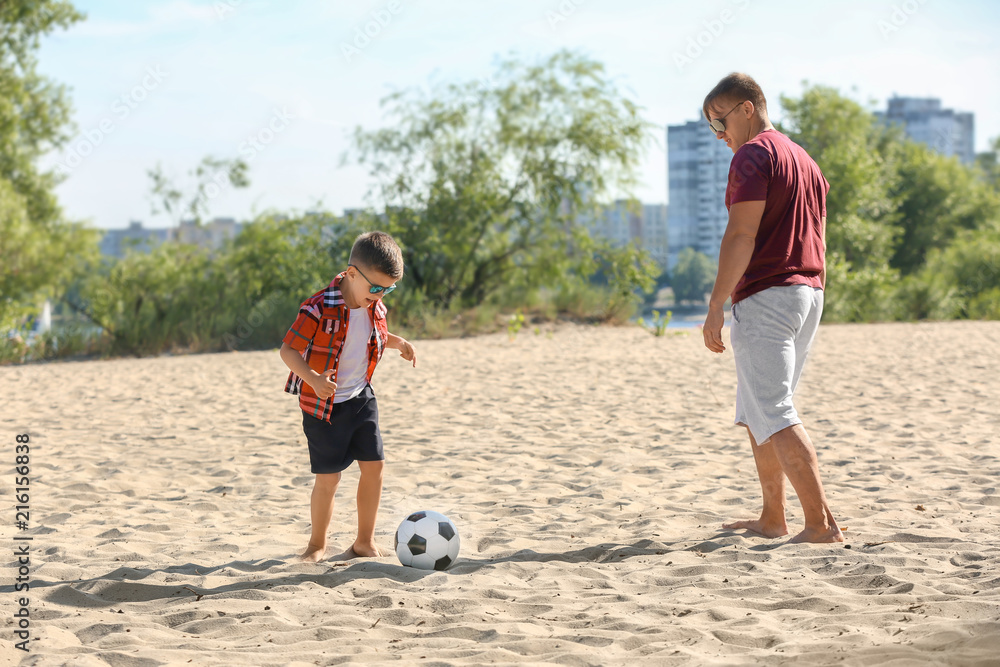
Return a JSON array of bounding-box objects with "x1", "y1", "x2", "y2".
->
[{"x1": 701, "y1": 73, "x2": 842, "y2": 544}]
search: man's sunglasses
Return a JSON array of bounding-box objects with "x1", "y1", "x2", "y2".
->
[
  {"x1": 708, "y1": 101, "x2": 747, "y2": 134},
  {"x1": 349, "y1": 264, "x2": 397, "y2": 296}
]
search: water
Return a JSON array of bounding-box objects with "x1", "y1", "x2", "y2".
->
[{"x1": 635, "y1": 305, "x2": 732, "y2": 329}]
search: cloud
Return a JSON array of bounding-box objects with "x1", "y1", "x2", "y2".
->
[{"x1": 70, "y1": 1, "x2": 218, "y2": 38}]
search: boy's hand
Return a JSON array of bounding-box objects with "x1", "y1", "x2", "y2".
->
[
  {"x1": 397, "y1": 338, "x2": 417, "y2": 367},
  {"x1": 309, "y1": 369, "x2": 338, "y2": 400}
]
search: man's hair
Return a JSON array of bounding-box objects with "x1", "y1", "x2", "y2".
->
[
  {"x1": 349, "y1": 231, "x2": 404, "y2": 280},
  {"x1": 703, "y1": 72, "x2": 768, "y2": 121}
]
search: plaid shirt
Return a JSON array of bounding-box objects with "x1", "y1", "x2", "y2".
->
[{"x1": 282, "y1": 272, "x2": 389, "y2": 421}]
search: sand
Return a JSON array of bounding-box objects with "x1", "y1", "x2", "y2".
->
[{"x1": 1, "y1": 320, "x2": 998, "y2": 666}]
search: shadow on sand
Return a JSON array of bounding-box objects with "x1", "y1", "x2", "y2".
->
[{"x1": 12, "y1": 532, "x2": 791, "y2": 608}]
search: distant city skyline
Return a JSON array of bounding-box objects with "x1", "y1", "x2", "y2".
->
[
  {"x1": 876, "y1": 96, "x2": 976, "y2": 165},
  {"x1": 37, "y1": 0, "x2": 999, "y2": 229}
]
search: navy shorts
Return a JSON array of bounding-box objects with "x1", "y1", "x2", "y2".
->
[{"x1": 301, "y1": 384, "x2": 384, "y2": 474}]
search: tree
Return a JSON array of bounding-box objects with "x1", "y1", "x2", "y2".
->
[
  {"x1": 891, "y1": 139, "x2": 1000, "y2": 274},
  {"x1": 346, "y1": 50, "x2": 657, "y2": 312},
  {"x1": 670, "y1": 247, "x2": 716, "y2": 303},
  {"x1": 0, "y1": 1, "x2": 97, "y2": 331},
  {"x1": 912, "y1": 221, "x2": 1000, "y2": 320},
  {"x1": 147, "y1": 155, "x2": 250, "y2": 226},
  {"x1": 975, "y1": 136, "x2": 1000, "y2": 190}
]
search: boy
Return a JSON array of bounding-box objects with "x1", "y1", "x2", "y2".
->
[{"x1": 279, "y1": 231, "x2": 416, "y2": 562}]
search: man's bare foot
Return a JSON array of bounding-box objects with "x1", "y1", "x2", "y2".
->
[
  {"x1": 350, "y1": 541, "x2": 383, "y2": 558},
  {"x1": 722, "y1": 518, "x2": 789, "y2": 538},
  {"x1": 788, "y1": 525, "x2": 844, "y2": 544},
  {"x1": 300, "y1": 543, "x2": 327, "y2": 562}
]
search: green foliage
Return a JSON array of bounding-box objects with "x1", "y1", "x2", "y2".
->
[
  {"x1": 346, "y1": 50, "x2": 656, "y2": 314},
  {"x1": 648, "y1": 309, "x2": 672, "y2": 336},
  {"x1": 908, "y1": 222, "x2": 1000, "y2": 320},
  {"x1": 821, "y1": 253, "x2": 901, "y2": 322},
  {"x1": 79, "y1": 242, "x2": 219, "y2": 355},
  {"x1": 596, "y1": 239, "x2": 660, "y2": 321},
  {"x1": 0, "y1": 1, "x2": 97, "y2": 331},
  {"x1": 670, "y1": 248, "x2": 716, "y2": 303},
  {"x1": 891, "y1": 140, "x2": 1000, "y2": 273},
  {"x1": 507, "y1": 309, "x2": 525, "y2": 340},
  {"x1": 975, "y1": 136, "x2": 1000, "y2": 190},
  {"x1": 64, "y1": 212, "x2": 338, "y2": 356}
]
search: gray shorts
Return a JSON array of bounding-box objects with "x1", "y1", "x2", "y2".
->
[{"x1": 731, "y1": 285, "x2": 823, "y2": 445}]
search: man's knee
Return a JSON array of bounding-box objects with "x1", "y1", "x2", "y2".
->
[{"x1": 769, "y1": 424, "x2": 815, "y2": 456}]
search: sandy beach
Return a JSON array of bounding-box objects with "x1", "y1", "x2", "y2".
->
[{"x1": 1, "y1": 320, "x2": 998, "y2": 666}]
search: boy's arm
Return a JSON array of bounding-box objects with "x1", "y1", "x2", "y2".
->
[
  {"x1": 385, "y1": 332, "x2": 417, "y2": 367},
  {"x1": 279, "y1": 342, "x2": 337, "y2": 399}
]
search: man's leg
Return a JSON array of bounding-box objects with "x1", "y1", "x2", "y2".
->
[
  {"x1": 723, "y1": 427, "x2": 789, "y2": 538},
  {"x1": 353, "y1": 460, "x2": 384, "y2": 557},
  {"x1": 301, "y1": 472, "x2": 341, "y2": 562},
  {"x1": 769, "y1": 424, "x2": 842, "y2": 543}
]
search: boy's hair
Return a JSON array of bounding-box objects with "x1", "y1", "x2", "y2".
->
[
  {"x1": 349, "y1": 231, "x2": 404, "y2": 280},
  {"x1": 703, "y1": 72, "x2": 768, "y2": 121}
]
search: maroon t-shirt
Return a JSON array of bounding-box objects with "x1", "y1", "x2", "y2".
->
[{"x1": 725, "y1": 129, "x2": 829, "y2": 304}]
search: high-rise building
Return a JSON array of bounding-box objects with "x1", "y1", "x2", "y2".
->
[
  {"x1": 876, "y1": 96, "x2": 975, "y2": 165},
  {"x1": 99, "y1": 217, "x2": 243, "y2": 258},
  {"x1": 173, "y1": 217, "x2": 241, "y2": 250},
  {"x1": 99, "y1": 220, "x2": 171, "y2": 258},
  {"x1": 589, "y1": 199, "x2": 641, "y2": 246},
  {"x1": 583, "y1": 199, "x2": 669, "y2": 269},
  {"x1": 642, "y1": 203, "x2": 668, "y2": 268},
  {"x1": 666, "y1": 117, "x2": 732, "y2": 269}
]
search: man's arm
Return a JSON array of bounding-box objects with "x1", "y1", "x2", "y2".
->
[
  {"x1": 703, "y1": 200, "x2": 766, "y2": 353},
  {"x1": 386, "y1": 332, "x2": 417, "y2": 367},
  {"x1": 819, "y1": 216, "x2": 827, "y2": 289}
]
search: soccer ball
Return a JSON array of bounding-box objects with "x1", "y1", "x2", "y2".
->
[{"x1": 394, "y1": 510, "x2": 461, "y2": 570}]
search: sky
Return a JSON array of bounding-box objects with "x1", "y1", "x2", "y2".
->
[{"x1": 36, "y1": 0, "x2": 1000, "y2": 230}]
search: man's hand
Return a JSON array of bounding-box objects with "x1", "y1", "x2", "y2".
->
[
  {"x1": 396, "y1": 338, "x2": 417, "y2": 367},
  {"x1": 309, "y1": 369, "x2": 338, "y2": 400},
  {"x1": 703, "y1": 306, "x2": 726, "y2": 353}
]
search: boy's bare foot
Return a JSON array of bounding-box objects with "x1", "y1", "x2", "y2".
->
[
  {"x1": 722, "y1": 518, "x2": 789, "y2": 538},
  {"x1": 300, "y1": 543, "x2": 327, "y2": 562},
  {"x1": 350, "y1": 540, "x2": 383, "y2": 558},
  {"x1": 788, "y1": 525, "x2": 844, "y2": 544}
]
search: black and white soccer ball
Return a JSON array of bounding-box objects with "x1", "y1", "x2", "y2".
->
[{"x1": 394, "y1": 510, "x2": 461, "y2": 570}]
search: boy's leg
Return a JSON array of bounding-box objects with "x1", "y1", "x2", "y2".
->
[
  {"x1": 352, "y1": 460, "x2": 384, "y2": 557},
  {"x1": 301, "y1": 472, "x2": 341, "y2": 562}
]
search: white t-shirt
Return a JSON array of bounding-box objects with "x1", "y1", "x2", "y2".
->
[{"x1": 333, "y1": 307, "x2": 373, "y2": 404}]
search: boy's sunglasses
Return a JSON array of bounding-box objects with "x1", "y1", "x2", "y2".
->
[
  {"x1": 708, "y1": 101, "x2": 747, "y2": 134},
  {"x1": 349, "y1": 264, "x2": 397, "y2": 296}
]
